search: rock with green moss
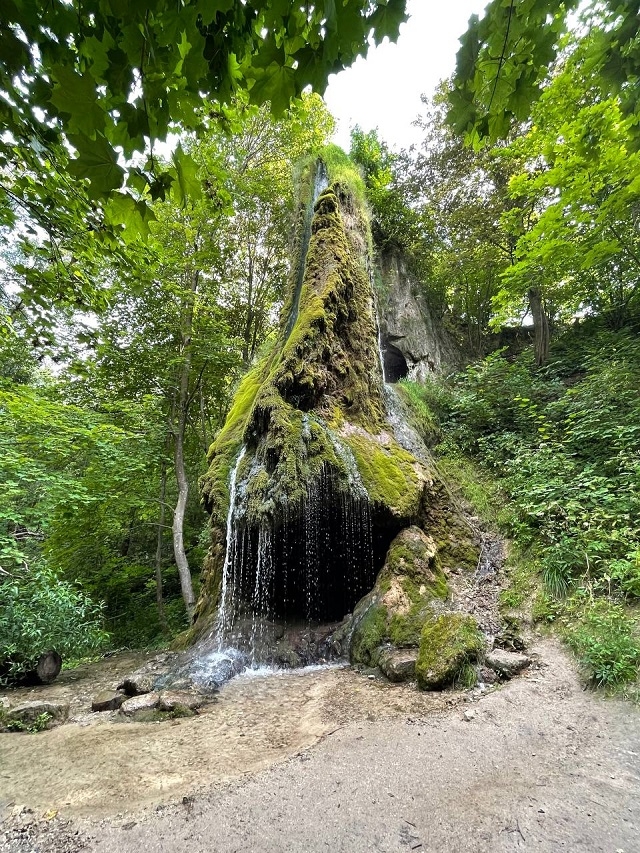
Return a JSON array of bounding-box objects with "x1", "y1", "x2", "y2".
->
[
  {"x1": 348, "y1": 526, "x2": 450, "y2": 667},
  {"x1": 192, "y1": 155, "x2": 433, "y2": 642},
  {"x1": 415, "y1": 613, "x2": 484, "y2": 690}
]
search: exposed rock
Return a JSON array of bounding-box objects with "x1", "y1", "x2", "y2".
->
[
  {"x1": 463, "y1": 709, "x2": 476, "y2": 722},
  {"x1": 416, "y1": 613, "x2": 484, "y2": 690},
  {"x1": 485, "y1": 649, "x2": 531, "y2": 679},
  {"x1": 158, "y1": 692, "x2": 203, "y2": 712},
  {"x1": 378, "y1": 246, "x2": 461, "y2": 382},
  {"x1": 119, "y1": 672, "x2": 155, "y2": 696},
  {"x1": 479, "y1": 666, "x2": 500, "y2": 685},
  {"x1": 120, "y1": 692, "x2": 160, "y2": 716},
  {"x1": 348, "y1": 526, "x2": 450, "y2": 668},
  {"x1": 6, "y1": 700, "x2": 69, "y2": 728},
  {"x1": 378, "y1": 648, "x2": 418, "y2": 682},
  {"x1": 91, "y1": 691, "x2": 126, "y2": 712}
]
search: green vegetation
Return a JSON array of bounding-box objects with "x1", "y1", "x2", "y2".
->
[
  {"x1": 402, "y1": 322, "x2": 640, "y2": 688},
  {"x1": 4, "y1": 712, "x2": 52, "y2": 734},
  {"x1": 0, "y1": 564, "x2": 108, "y2": 684}
]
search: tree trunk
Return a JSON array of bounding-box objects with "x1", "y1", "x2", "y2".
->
[
  {"x1": 528, "y1": 286, "x2": 550, "y2": 366},
  {"x1": 155, "y1": 459, "x2": 170, "y2": 634},
  {"x1": 172, "y1": 270, "x2": 199, "y2": 621}
]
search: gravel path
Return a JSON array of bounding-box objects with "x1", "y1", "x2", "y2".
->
[{"x1": 2, "y1": 638, "x2": 639, "y2": 853}]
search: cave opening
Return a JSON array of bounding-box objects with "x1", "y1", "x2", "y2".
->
[
  {"x1": 231, "y1": 468, "x2": 403, "y2": 625},
  {"x1": 382, "y1": 339, "x2": 409, "y2": 383}
]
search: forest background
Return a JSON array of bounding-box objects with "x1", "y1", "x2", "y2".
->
[{"x1": 1, "y1": 0, "x2": 639, "y2": 690}]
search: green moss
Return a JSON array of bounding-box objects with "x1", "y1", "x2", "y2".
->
[
  {"x1": 416, "y1": 612, "x2": 484, "y2": 690},
  {"x1": 350, "y1": 602, "x2": 388, "y2": 666},
  {"x1": 342, "y1": 431, "x2": 424, "y2": 518}
]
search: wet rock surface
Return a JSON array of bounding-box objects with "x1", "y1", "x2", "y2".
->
[{"x1": 91, "y1": 691, "x2": 126, "y2": 712}]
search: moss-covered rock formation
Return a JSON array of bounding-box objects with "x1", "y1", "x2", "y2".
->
[
  {"x1": 415, "y1": 613, "x2": 484, "y2": 689},
  {"x1": 191, "y1": 151, "x2": 485, "y2": 685},
  {"x1": 346, "y1": 526, "x2": 451, "y2": 670}
]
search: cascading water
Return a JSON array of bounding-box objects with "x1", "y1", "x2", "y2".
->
[
  {"x1": 215, "y1": 445, "x2": 247, "y2": 652},
  {"x1": 285, "y1": 160, "x2": 329, "y2": 340}
]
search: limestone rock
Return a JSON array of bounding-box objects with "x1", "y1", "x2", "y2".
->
[
  {"x1": 91, "y1": 691, "x2": 126, "y2": 712},
  {"x1": 348, "y1": 526, "x2": 450, "y2": 667},
  {"x1": 119, "y1": 672, "x2": 155, "y2": 696},
  {"x1": 416, "y1": 613, "x2": 484, "y2": 690},
  {"x1": 378, "y1": 246, "x2": 461, "y2": 382},
  {"x1": 479, "y1": 666, "x2": 500, "y2": 685},
  {"x1": 6, "y1": 700, "x2": 69, "y2": 727},
  {"x1": 158, "y1": 692, "x2": 203, "y2": 712},
  {"x1": 378, "y1": 648, "x2": 418, "y2": 682},
  {"x1": 120, "y1": 692, "x2": 160, "y2": 716},
  {"x1": 485, "y1": 649, "x2": 530, "y2": 679}
]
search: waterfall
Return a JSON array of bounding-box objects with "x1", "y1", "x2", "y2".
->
[
  {"x1": 215, "y1": 445, "x2": 247, "y2": 651},
  {"x1": 285, "y1": 159, "x2": 329, "y2": 340}
]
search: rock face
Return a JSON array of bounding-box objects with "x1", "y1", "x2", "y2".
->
[
  {"x1": 378, "y1": 247, "x2": 461, "y2": 382},
  {"x1": 188, "y1": 153, "x2": 485, "y2": 689}
]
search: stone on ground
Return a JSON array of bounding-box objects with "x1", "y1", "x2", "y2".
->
[
  {"x1": 416, "y1": 613, "x2": 484, "y2": 690},
  {"x1": 378, "y1": 648, "x2": 418, "y2": 682},
  {"x1": 485, "y1": 648, "x2": 531, "y2": 678},
  {"x1": 6, "y1": 700, "x2": 69, "y2": 727},
  {"x1": 158, "y1": 692, "x2": 204, "y2": 712},
  {"x1": 91, "y1": 691, "x2": 127, "y2": 712},
  {"x1": 120, "y1": 692, "x2": 160, "y2": 716}
]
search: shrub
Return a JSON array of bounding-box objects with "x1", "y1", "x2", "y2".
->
[{"x1": 0, "y1": 562, "x2": 109, "y2": 684}]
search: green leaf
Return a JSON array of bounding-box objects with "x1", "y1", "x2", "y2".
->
[
  {"x1": 67, "y1": 134, "x2": 124, "y2": 197},
  {"x1": 50, "y1": 66, "x2": 106, "y2": 137},
  {"x1": 172, "y1": 145, "x2": 203, "y2": 205}
]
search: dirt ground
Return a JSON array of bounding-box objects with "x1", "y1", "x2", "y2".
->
[{"x1": 1, "y1": 638, "x2": 639, "y2": 852}]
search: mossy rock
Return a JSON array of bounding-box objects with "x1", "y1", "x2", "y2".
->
[
  {"x1": 194, "y1": 157, "x2": 432, "y2": 637},
  {"x1": 348, "y1": 527, "x2": 451, "y2": 665},
  {"x1": 415, "y1": 612, "x2": 484, "y2": 690}
]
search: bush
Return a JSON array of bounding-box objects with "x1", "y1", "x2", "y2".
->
[
  {"x1": 565, "y1": 600, "x2": 640, "y2": 687},
  {"x1": 401, "y1": 324, "x2": 640, "y2": 687},
  {"x1": 0, "y1": 562, "x2": 109, "y2": 684}
]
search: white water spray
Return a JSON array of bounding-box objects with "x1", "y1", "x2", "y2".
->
[{"x1": 215, "y1": 445, "x2": 247, "y2": 651}]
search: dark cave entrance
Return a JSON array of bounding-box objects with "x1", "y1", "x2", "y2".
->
[
  {"x1": 232, "y1": 468, "x2": 403, "y2": 624},
  {"x1": 382, "y1": 339, "x2": 409, "y2": 383}
]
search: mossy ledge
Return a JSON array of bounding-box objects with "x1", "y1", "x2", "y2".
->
[{"x1": 193, "y1": 155, "x2": 432, "y2": 636}]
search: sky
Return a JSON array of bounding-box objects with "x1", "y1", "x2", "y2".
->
[{"x1": 324, "y1": 0, "x2": 488, "y2": 153}]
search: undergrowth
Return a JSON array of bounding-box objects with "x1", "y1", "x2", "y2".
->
[{"x1": 400, "y1": 322, "x2": 640, "y2": 690}]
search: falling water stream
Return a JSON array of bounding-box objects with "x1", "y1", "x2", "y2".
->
[{"x1": 192, "y1": 161, "x2": 389, "y2": 687}]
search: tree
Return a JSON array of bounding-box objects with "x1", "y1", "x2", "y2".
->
[
  {"x1": 449, "y1": 1, "x2": 640, "y2": 145},
  {"x1": 0, "y1": 0, "x2": 407, "y2": 229},
  {"x1": 493, "y1": 32, "x2": 640, "y2": 338}
]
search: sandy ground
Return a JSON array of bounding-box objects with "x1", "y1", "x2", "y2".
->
[{"x1": 1, "y1": 639, "x2": 639, "y2": 852}]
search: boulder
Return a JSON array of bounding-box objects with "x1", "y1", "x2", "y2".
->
[
  {"x1": 119, "y1": 672, "x2": 155, "y2": 696},
  {"x1": 158, "y1": 692, "x2": 203, "y2": 712},
  {"x1": 6, "y1": 700, "x2": 69, "y2": 728},
  {"x1": 416, "y1": 613, "x2": 484, "y2": 690},
  {"x1": 91, "y1": 691, "x2": 127, "y2": 712},
  {"x1": 120, "y1": 692, "x2": 160, "y2": 716},
  {"x1": 348, "y1": 527, "x2": 451, "y2": 668},
  {"x1": 378, "y1": 648, "x2": 418, "y2": 683},
  {"x1": 485, "y1": 649, "x2": 530, "y2": 679}
]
